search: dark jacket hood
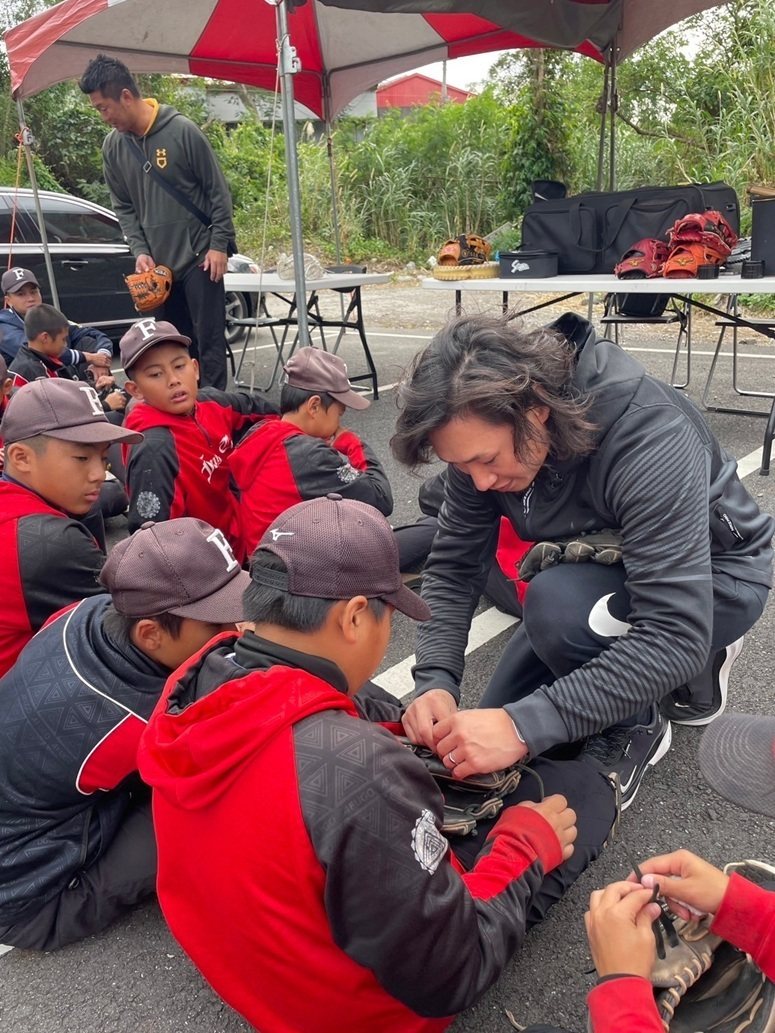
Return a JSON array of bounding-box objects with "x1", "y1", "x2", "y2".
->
[{"x1": 139, "y1": 635, "x2": 356, "y2": 811}]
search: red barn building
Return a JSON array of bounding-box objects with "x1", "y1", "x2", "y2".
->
[{"x1": 377, "y1": 73, "x2": 474, "y2": 114}]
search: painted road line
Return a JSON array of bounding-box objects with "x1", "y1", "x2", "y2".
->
[{"x1": 373, "y1": 607, "x2": 519, "y2": 700}]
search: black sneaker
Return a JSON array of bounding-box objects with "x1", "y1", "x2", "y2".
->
[
  {"x1": 580, "y1": 706, "x2": 672, "y2": 810},
  {"x1": 660, "y1": 636, "x2": 744, "y2": 726}
]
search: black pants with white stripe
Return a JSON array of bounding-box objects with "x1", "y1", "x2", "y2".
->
[{"x1": 479, "y1": 562, "x2": 768, "y2": 718}]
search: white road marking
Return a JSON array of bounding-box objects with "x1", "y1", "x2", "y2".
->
[{"x1": 374, "y1": 607, "x2": 519, "y2": 700}]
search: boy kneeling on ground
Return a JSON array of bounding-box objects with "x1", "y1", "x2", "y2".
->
[{"x1": 139, "y1": 494, "x2": 616, "y2": 1033}]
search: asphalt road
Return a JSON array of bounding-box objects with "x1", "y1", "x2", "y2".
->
[{"x1": 2, "y1": 290, "x2": 774, "y2": 1033}]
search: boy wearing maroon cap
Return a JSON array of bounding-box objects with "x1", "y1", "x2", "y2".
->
[
  {"x1": 0, "y1": 378, "x2": 142, "y2": 677},
  {"x1": 139, "y1": 496, "x2": 616, "y2": 1033},
  {"x1": 0, "y1": 517, "x2": 250, "y2": 952},
  {"x1": 231, "y1": 346, "x2": 396, "y2": 557},
  {"x1": 120, "y1": 317, "x2": 276, "y2": 559}
]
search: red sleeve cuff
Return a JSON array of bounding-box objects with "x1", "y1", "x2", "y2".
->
[
  {"x1": 711, "y1": 872, "x2": 775, "y2": 976},
  {"x1": 487, "y1": 804, "x2": 563, "y2": 873},
  {"x1": 588, "y1": 975, "x2": 662, "y2": 1033}
]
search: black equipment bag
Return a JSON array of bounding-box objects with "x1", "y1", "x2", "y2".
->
[{"x1": 521, "y1": 182, "x2": 739, "y2": 275}]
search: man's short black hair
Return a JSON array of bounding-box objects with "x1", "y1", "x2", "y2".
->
[
  {"x1": 25, "y1": 304, "x2": 69, "y2": 342},
  {"x1": 279, "y1": 384, "x2": 338, "y2": 415},
  {"x1": 244, "y1": 551, "x2": 385, "y2": 633},
  {"x1": 79, "y1": 54, "x2": 140, "y2": 99}
]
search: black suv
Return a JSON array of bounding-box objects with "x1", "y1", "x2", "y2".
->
[{"x1": 1, "y1": 187, "x2": 256, "y2": 343}]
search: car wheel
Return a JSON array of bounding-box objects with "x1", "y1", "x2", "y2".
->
[{"x1": 225, "y1": 291, "x2": 252, "y2": 345}]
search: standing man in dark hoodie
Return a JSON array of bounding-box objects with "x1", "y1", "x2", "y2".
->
[{"x1": 79, "y1": 54, "x2": 235, "y2": 391}]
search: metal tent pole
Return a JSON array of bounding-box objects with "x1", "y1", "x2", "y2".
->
[
  {"x1": 16, "y1": 99, "x2": 60, "y2": 308},
  {"x1": 272, "y1": 0, "x2": 310, "y2": 344},
  {"x1": 595, "y1": 58, "x2": 610, "y2": 192},
  {"x1": 608, "y1": 40, "x2": 618, "y2": 192}
]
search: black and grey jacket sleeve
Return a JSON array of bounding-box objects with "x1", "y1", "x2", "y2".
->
[
  {"x1": 295, "y1": 713, "x2": 561, "y2": 1018},
  {"x1": 285, "y1": 430, "x2": 393, "y2": 515},
  {"x1": 18, "y1": 515, "x2": 105, "y2": 629}
]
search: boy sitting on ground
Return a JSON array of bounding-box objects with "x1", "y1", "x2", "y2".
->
[
  {"x1": 10, "y1": 304, "x2": 126, "y2": 416},
  {"x1": 0, "y1": 517, "x2": 250, "y2": 951},
  {"x1": 139, "y1": 495, "x2": 616, "y2": 1033},
  {"x1": 120, "y1": 318, "x2": 277, "y2": 559},
  {"x1": 0, "y1": 378, "x2": 141, "y2": 676},
  {"x1": 231, "y1": 346, "x2": 436, "y2": 568},
  {"x1": 0, "y1": 266, "x2": 113, "y2": 371}
]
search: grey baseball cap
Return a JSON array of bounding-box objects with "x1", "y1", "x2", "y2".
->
[
  {"x1": 251, "y1": 494, "x2": 431, "y2": 622},
  {"x1": 0, "y1": 378, "x2": 143, "y2": 445},
  {"x1": 2, "y1": 267, "x2": 39, "y2": 294},
  {"x1": 101, "y1": 518, "x2": 251, "y2": 621},
  {"x1": 698, "y1": 713, "x2": 775, "y2": 819},
  {"x1": 283, "y1": 347, "x2": 370, "y2": 410},
  {"x1": 120, "y1": 319, "x2": 191, "y2": 372}
]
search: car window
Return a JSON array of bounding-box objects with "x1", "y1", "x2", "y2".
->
[{"x1": 11, "y1": 197, "x2": 124, "y2": 245}]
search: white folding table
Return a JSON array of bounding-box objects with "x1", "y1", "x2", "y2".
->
[
  {"x1": 224, "y1": 270, "x2": 391, "y2": 396},
  {"x1": 422, "y1": 272, "x2": 775, "y2": 406}
]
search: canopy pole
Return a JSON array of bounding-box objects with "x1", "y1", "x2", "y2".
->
[
  {"x1": 608, "y1": 40, "x2": 618, "y2": 192},
  {"x1": 595, "y1": 59, "x2": 609, "y2": 192},
  {"x1": 16, "y1": 99, "x2": 60, "y2": 308},
  {"x1": 273, "y1": 0, "x2": 310, "y2": 344}
]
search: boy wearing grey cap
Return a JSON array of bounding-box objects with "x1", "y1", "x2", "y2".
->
[
  {"x1": 231, "y1": 346, "x2": 436, "y2": 566},
  {"x1": 0, "y1": 266, "x2": 113, "y2": 370},
  {"x1": 0, "y1": 517, "x2": 250, "y2": 952},
  {"x1": 120, "y1": 317, "x2": 277, "y2": 559},
  {"x1": 140, "y1": 495, "x2": 617, "y2": 1033},
  {"x1": 0, "y1": 378, "x2": 142, "y2": 677}
]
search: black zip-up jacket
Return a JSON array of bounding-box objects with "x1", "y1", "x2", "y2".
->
[
  {"x1": 0, "y1": 595, "x2": 168, "y2": 927},
  {"x1": 414, "y1": 314, "x2": 774, "y2": 755}
]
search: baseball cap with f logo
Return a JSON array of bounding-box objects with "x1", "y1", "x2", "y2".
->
[{"x1": 120, "y1": 319, "x2": 191, "y2": 371}]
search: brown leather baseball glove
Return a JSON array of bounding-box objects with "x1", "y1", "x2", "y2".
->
[
  {"x1": 437, "y1": 233, "x2": 493, "y2": 267},
  {"x1": 124, "y1": 265, "x2": 173, "y2": 313}
]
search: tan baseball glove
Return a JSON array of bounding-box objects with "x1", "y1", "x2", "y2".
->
[{"x1": 124, "y1": 264, "x2": 173, "y2": 313}]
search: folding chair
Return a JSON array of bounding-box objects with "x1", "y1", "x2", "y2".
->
[{"x1": 600, "y1": 293, "x2": 693, "y2": 388}]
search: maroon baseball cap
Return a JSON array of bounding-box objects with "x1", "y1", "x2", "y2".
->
[
  {"x1": 251, "y1": 494, "x2": 431, "y2": 621},
  {"x1": 2, "y1": 267, "x2": 39, "y2": 294},
  {"x1": 120, "y1": 318, "x2": 191, "y2": 372},
  {"x1": 0, "y1": 378, "x2": 143, "y2": 445},
  {"x1": 101, "y1": 518, "x2": 251, "y2": 621},
  {"x1": 283, "y1": 347, "x2": 370, "y2": 410}
]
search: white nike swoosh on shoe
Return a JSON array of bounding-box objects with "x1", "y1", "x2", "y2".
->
[{"x1": 588, "y1": 593, "x2": 632, "y2": 638}]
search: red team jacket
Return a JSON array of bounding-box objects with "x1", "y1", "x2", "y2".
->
[
  {"x1": 123, "y1": 389, "x2": 276, "y2": 561},
  {"x1": 0, "y1": 480, "x2": 104, "y2": 676},
  {"x1": 139, "y1": 634, "x2": 564, "y2": 1033},
  {"x1": 230, "y1": 416, "x2": 393, "y2": 557}
]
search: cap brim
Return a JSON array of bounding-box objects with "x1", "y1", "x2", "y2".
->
[
  {"x1": 44, "y1": 423, "x2": 144, "y2": 445},
  {"x1": 698, "y1": 714, "x2": 775, "y2": 819},
  {"x1": 5, "y1": 281, "x2": 39, "y2": 294},
  {"x1": 331, "y1": 387, "x2": 371, "y2": 410},
  {"x1": 383, "y1": 583, "x2": 431, "y2": 622},
  {"x1": 124, "y1": 334, "x2": 191, "y2": 371},
  {"x1": 167, "y1": 568, "x2": 252, "y2": 623}
]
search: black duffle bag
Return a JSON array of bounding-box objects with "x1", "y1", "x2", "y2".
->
[{"x1": 521, "y1": 182, "x2": 739, "y2": 275}]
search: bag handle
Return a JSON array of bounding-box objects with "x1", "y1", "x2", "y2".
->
[{"x1": 600, "y1": 196, "x2": 637, "y2": 250}]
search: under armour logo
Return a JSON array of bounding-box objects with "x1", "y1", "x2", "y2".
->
[
  {"x1": 135, "y1": 318, "x2": 158, "y2": 340},
  {"x1": 78, "y1": 384, "x2": 105, "y2": 417},
  {"x1": 206, "y1": 528, "x2": 238, "y2": 571},
  {"x1": 11, "y1": 267, "x2": 26, "y2": 281},
  {"x1": 269, "y1": 529, "x2": 295, "y2": 541}
]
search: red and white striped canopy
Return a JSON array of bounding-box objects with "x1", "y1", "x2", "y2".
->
[{"x1": 6, "y1": 0, "x2": 727, "y2": 117}]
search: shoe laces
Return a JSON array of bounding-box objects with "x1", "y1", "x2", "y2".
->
[{"x1": 583, "y1": 724, "x2": 632, "y2": 767}]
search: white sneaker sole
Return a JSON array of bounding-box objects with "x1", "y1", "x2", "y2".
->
[
  {"x1": 673, "y1": 635, "x2": 745, "y2": 727},
  {"x1": 620, "y1": 720, "x2": 673, "y2": 811}
]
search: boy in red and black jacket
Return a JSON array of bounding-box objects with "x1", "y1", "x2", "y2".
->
[
  {"x1": 139, "y1": 496, "x2": 616, "y2": 1033},
  {"x1": 230, "y1": 346, "x2": 393, "y2": 557},
  {"x1": 0, "y1": 377, "x2": 142, "y2": 677},
  {"x1": 121, "y1": 318, "x2": 277, "y2": 560}
]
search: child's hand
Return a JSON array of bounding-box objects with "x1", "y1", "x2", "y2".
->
[
  {"x1": 628, "y1": 850, "x2": 729, "y2": 919},
  {"x1": 585, "y1": 882, "x2": 662, "y2": 979},
  {"x1": 84, "y1": 351, "x2": 111, "y2": 369},
  {"x1": 518, "y1": 794, "x2": 577, "y2": 860},
  {"x1": 104, "y1": 390, "x2": 127, "y2": 412}
]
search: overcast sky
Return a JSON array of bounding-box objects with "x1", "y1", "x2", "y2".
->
[{"x1": 411, "y1": 52, "x2": 505, "y2": 91}]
